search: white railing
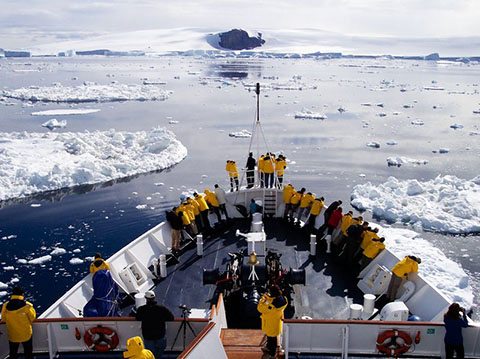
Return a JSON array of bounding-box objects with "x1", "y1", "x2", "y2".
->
[
  {"x1": 283, "y1": 319, "x2": 480, "y2": 358},
  {"x1": 0, "y1": 317, "x2": 209, "y2": 359}
]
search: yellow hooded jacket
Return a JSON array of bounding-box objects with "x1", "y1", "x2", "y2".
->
[
  {"x1": 360, "y1": 230, "x2": 380, "y2": 250},
  {"x1": 123, "y1": 336, "x2": 154, "y2": 359},
  {"x1": 89, "y1": 258, "x2": 110, "y2": 274},
  {"x1": 392, "y1": 256, "x2": 419, "y2": 277},
  {"x1": 300, "y1": 193, "x2": 314, "y2": 208},
  {"x1": 1, "y1": 295, "x2": 36, "y2": 343},
  {"x1": 226, "y1": 161, "x2": 239, "y2": 177},
  {"x1": 363, "y1": 241, "x2": 386, "y2": 259},
  {"x1": 187, "y1": 198, "x2": 201, "y2": 216},
  {"x1": 194, "y1": 194, "x2": 209, "y2": 211},
  {"x1": 204, "y1": 189, "x2": 219, "y2": 207},
  {"x1": 275, "y1": 158, "x2": 287, "y2": 176},
  {"x1": 282, "y1": 185, "x2": 294, "y2": 204},
  {"x1": 257, "y1": 294, "x2": 288, "y2": 337},
  {"x1": 182, "y1": 202, "x2": 196, "y2": 221},
  {"x1": 258, "y1": 156, "x2": 265, "y2": 173},
  {"x1": 263, "y1": 157, "x2": 275, "y2": 174},
  {"x1": 340, "y1": 214, "x2": 353, "y2": 235},
  {"x1": 309, "y1": 199, "x2": 324, "y2": 216},
  {"x1": 290, "y1": 191, "x2": 302, "y2": 206}
]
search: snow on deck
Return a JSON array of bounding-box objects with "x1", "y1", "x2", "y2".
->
[
  {"x1": 0, "y1": 128, "x2": 187, "y2": 201},
  {"x1": 2, "y1": 84, "x2": 172, "y2": 103},
  {"x1": 351, "y1": 175, "x2": 480, "y2": 234}
]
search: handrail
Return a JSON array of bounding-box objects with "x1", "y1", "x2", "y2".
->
[
  {"x1": 177, "y1": 322, "x2": 216, "y2": 359},
  {"x1": 283, "y1": 318, "x2": 445, "y2": 327},
  {"x1": 31, "y1": 317, "x2": 209, "y2": 324}
]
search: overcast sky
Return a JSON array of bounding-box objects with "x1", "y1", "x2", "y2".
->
[{"x1": 1, "y1": 0, "x2": 479, "y2": 49}]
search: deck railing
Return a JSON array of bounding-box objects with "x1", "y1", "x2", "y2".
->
[{"x1": 0, "y1": 317, "x2": 209, "y2": 359}]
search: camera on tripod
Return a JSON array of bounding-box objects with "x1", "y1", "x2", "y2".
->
[{"x1": 178, "y1": 304, "x2": 191, "y2": 315}]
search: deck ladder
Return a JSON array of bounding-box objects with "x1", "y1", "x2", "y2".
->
[{"x1": 263, "y1": 189, "x2": 277, "y2": 216}]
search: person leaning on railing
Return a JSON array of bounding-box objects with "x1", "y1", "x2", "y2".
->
[{"x1": 444, "y1": 302, "x2": 468, "y2": 359}]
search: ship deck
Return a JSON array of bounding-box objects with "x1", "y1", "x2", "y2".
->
[{"x1": 145, "y1": 217, "x2": 364, "y2": 321}]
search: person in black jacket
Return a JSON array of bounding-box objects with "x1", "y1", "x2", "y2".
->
[
  {"x1": 135, "y1": 291, "x2": 174, "y2": 358},
  {"x1": 246, "y1": 152, "x2": 256, "y2": 188},
  {"x1": 166, "y1": 208, "x2": 183, "y2": 254}
]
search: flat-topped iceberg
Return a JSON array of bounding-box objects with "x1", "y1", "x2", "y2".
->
[
  {"x1": 351, "y1": 175, "x2": 480, "y2": 234},
  {"x1": 0, "y1": 128, "x2": 187, "y2": 201},
  {"x1": 2, "y1": 84, "x2": 172, "y2": 103}
]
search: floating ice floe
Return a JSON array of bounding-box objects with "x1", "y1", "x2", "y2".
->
[
  {"x1": 3, "y1": 266, "x2": 14, "y2": 271},
  {"x1": 0, "y1": 127, "x2": 187, "y2": 201},
  {"x1": 411, "y1": 119, "x2": 424, "y2": 126},
  {"x1": 450, "y1": 123, "x2": 464, "y2": 130},
  {"x1": 2, "y1": 84, "x2": 172, "y2": 103},
  {"x1": 50, "y1": 247, "x2": 67, "y2": 256},
  {"x1": 473, "y1": 110, "x2": 480, "y2": 114},
  {"x1": 386, "y1": 157, "x2": 428, "y2": 167},
  {"x1": 69, "y1": 258, "x2": 84, "y2": 265},
  {"x1": 381, "y1": 226, "x2": 473, "y2": 309},
  {"x1": 294, "y1": 109, "x2": 327, "y2": 120},
  {"x1": 0, "y1": 281, "x2": 8, "y2": 290},
  {"x1": 32, "y1": 109, "x2": 101, "y2": 116},
  {"x1": 1, "y1": 235, "x2": 17, "y2": 240},
  {"x1": 366, "y1": 142, "x2": 380, "y2": 148},
  {"x1": 42, "y1": 119, "x2": 67, "y2": 130},
  {"x1": 433, "y1": 148, "x2": 450, "y2": 154},
  {"x1": 228, "y1": 129, "x2": 252, "y2": 138},
  {"x1": 28, "y1": 255, "x2": 52, "y2": 265},
  {"x1": 386, "y1": 140, "x2": 398, "y2": 146},
  {"x1": 136, "y1": 204, "x2": 148, "y2": 210},
  {"x1": 337, "y1": 107, "x2": 346, "y2": 113},
  {"x1": 377, "y1": 112, "x2": 387, "y2": 117},
  {"x1": 351, "y1": 175, "x2": 480, "y2": 234},
  {"x1": 423, "y1": 86, "x2": 445, "y2": 91}
]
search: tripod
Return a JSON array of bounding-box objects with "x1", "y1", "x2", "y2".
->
[{"x1": 171, "y1": 307, "x2": 196, "y2": 350}]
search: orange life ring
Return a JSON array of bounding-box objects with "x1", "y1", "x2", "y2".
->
[
  {"x1": 84, "y1": 325, "x2": 119, "y2": 352},
  {"x1": 376, "y1": 329, "x2": 412, "y2": 357}
]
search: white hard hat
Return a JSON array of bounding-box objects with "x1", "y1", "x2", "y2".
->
[{"x1": 144, "y1": 291, "x2": 155, "y2": 299}]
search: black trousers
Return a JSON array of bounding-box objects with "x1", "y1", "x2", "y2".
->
[
  {"x1": 445, "y1": 343, "x2": 464, "y2": 359},
  {"x1": 9, "y1": 338, "x2": 33, "y2": 359},
  {"x1": 246, "y1": 170, "x2": 254, "y2": 188},
  {"x1": 266, "y1": 336, "x2": 277, "y2": 356}
]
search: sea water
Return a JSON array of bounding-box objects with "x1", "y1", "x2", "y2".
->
[{"x1": 0, "y1": 56, "x2": 479, "y2": 315}]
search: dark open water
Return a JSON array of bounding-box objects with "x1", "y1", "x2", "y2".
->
[{"x1": 0, "y1": 56, "x2": 479, "y2": 315}]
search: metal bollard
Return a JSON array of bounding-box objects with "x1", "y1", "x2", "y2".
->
[
  {"x1": 325, "y1": 235, "x2": 332, "y2": 254},
  {"x1": 197, "y1": 235, "x2": 204, "y2": 256},
  {"x1": 310, "y1": 234, "x2": 316, "y2": 256},
  {"x1": 159, "y1": 254, "x2": 167, "y2": 278},
  {"x1": 151, "y1": 258, "x2": 159, "y2": 277}
]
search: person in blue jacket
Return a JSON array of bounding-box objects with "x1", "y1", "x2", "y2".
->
[{"x1": 444, "y1": 302, "x2": 468, "y2": 359}]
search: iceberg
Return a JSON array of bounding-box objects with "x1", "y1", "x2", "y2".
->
[
  {"x1": 351, "y1": 175, "x2": 480, "y2": 234},
  {"x1": 0, "y1": 127, "x2": 187, "y2": 201},
  {"x1": 2, "y1": 84, "x2": 172, "y2": 103},
  {"x1": 32, "y1": 109, "x2": 101, "y2": 116}
]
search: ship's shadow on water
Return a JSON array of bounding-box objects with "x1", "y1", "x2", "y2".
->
[{"x1": 0, "y1": 166, "x2": 177, "y2": 208}]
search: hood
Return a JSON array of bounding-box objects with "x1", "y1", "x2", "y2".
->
[{"x1": 123, "y1": 336, "x2": 144, "y2": 358}]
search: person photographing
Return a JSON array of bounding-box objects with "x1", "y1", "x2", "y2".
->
[
  {"x1": 257, "y1": 285, "x2": 288, "y2": 358},
  {"x1": 444, "y1": 302, "x2": 468, "y2": 359}
]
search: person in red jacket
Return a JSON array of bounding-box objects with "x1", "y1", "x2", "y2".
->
[{"x1": 327, "y1": 207, "x2": 343, "y2": 235}]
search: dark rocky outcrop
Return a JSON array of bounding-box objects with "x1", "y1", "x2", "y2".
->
[{"x1": 218, "y1": 29, "x2": 265, "y2": 50}]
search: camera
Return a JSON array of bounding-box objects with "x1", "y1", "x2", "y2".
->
[{"x1": 179, "y1": 304, "x2": 191, "y2": 313}]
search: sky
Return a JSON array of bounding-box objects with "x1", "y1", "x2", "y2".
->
[{"x1": 0, "y1": 0, "x2": 479, "y2": 51}]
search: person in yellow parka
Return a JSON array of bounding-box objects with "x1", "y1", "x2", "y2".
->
[
  {"x1": 1, "y1": 287, "x2": 36, "y2": 359},
  {"x1": 296, "y1": 192, "x2": 314, "y2": 223},
  {"x1": 289, "y1": 188, "x2": 305, "y2": 225},
  {"x1": 275, "y1": 155, "x2": 287, "y2": 188},
  {"x1": 305, "y1": 196, "x2": 324, "y2": 231},
  {"x1": 89, "y1": 253, "x2": 110, "y2": 274},
  {"x1": 386, "y1": 255, "x2": 421, "y2": 301},
  {"x1": 226, "y1": 160, "x2": 239, "y2": 192},
  {"x1": 204, "y1": 189, "x2": 222, "y2": 223},
  {"x1": 257, "y1": 285, "x2": 288, "y2": 358},
  {"x1": 282, "y1": 184, "x2": 295, "y2": 220},
  {"x1": 258, "y1": 155, "x2": 265, "y2": 188},
  {"x1": 123, "y1": 336, "x2": 155, "y2": 359},
  {"x1": 263, "y1": 153, "x2": 275, "y2": 188},
  {"x1": 360, "y1": 237, "x2": 385, "y2": 269},
  {"x1": 194, "y1": 192, "x2": 211, "y2": 231},
  {"x1": 360, "y1": 227, "x2": 380, "y2": 251}
]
